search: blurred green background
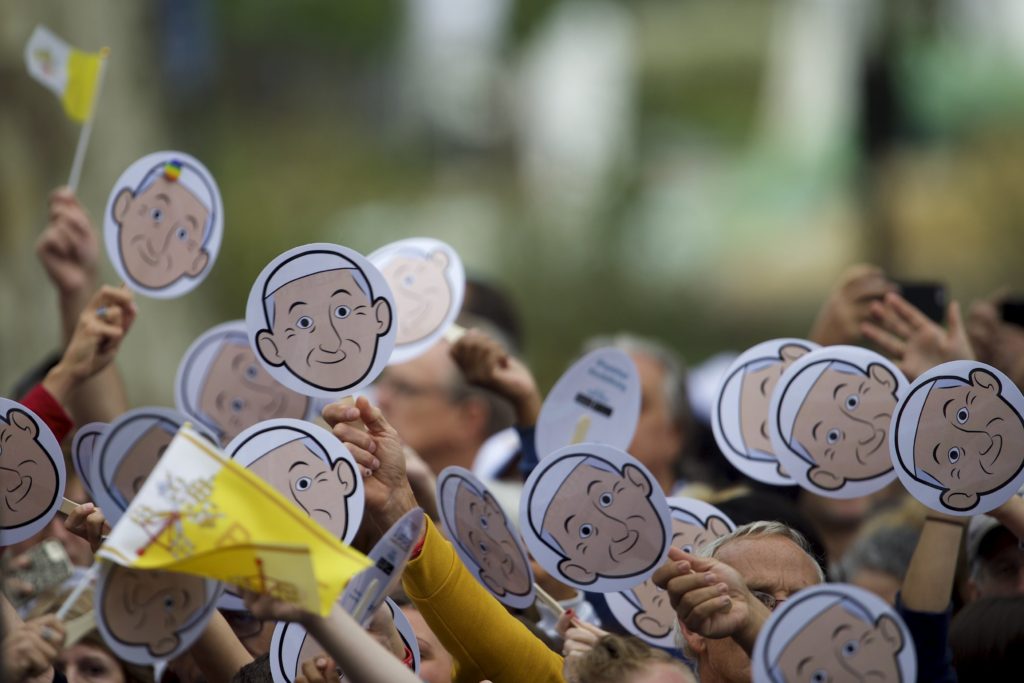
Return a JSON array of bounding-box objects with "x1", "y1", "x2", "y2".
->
[{"x1": 4, "y1": 0, "x2": 1024, "y2": 405}]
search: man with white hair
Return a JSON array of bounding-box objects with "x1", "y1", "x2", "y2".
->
[{"x1": 652, "y1": 520, "x2": 825, "y2": 683}]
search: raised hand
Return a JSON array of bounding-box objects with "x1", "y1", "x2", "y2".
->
[
  {"x1": 450, "y1": 329, "x2": 541, "y2": 425},
  {"x1": 36, "y1": 187, "x2": 100, "y2": 297},
  {"x1": 1, "y1": 615, "x2": 65, "y2": 683},
  {"x1": 64, "y1": 502, "x2": 110, "y2": 552},
  {"x1": 809, "y1": 264, "x2": 896, "y2": 347}
]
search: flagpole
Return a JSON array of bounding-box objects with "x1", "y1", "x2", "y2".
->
[{"x1": 67, "y1": 46, "x2": 109, "y2": 192}]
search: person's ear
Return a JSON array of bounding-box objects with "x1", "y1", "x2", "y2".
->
[
  {"x1": 334, "y1": 459, "x2": 356, "y2": 496},
  {"x1": 970, "y1": 368, "x2": 1001, "y2": 394},
  {"x1": 186, "y1": 249, "x2": 209, "y2": 277},
  {"x1": 868, "y1": 363, "x2": 899, "y2": 393},
  {"x1": 705, "y1": 516, "x2": 731, "y2": 539},
  {"x1": 8, "y1": 410, "x2": 39, "y2": 439},
  {"x1": 808, "y1": 466, "x2": 845, "y2": 490},
  {"x1": 779, "y1": 344, "x2": 810, "y2": 364},
  {"x1": 428, "y1": 249, "x2": 449, "y2": 271},
  {"x1": 679, "y1": 621, "x2": 707, "y2": 656},
  {"x1": 150, "y1": 634, "x2": 181, "y2": 656},
  {"x1": 372, "y1": 298, "x2": 393, "y2": 336},
  {"x1": 113, "y1": 188, "x2": 134, "y2": 223},
  {"x1": 941, "y1": 488, "x2": 979, "y2": 512},
  {"x1": 558, "y1": 559, "x2": 596, "y2": 585},
  {"x1": 875, "y1": 614, "x2": 904, "y2": 652},
  {"x1": 256, "y1": 330, "x2": 284, "y2": 366},
  {"x1": 623, "y1": 464, "x2": 652, "y2": 495},
  {"x1": 479, "y1": 570, "x2": 506, "y2": 596}
]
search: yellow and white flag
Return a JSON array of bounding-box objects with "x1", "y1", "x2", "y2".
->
[
  {"x1": 97, "y1": 425, "x2": 371, "y2": 616},
  {"x1": 24, "y1": 25, "x2": 104, "y2": 123}
]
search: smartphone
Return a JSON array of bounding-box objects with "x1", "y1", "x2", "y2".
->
[
  {"x1": 896, "y1": 281, "x2": 946, "y2": 324},
  {"x1": 4, "y1": 539, "x2": 73, "y2": 607},
  {"x1": 1000, "y1": 299, "x2": 1024, "y2": 328}
]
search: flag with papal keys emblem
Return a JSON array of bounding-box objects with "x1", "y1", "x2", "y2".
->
[
  {"x1": 24, "y1": 25, "x2": 106, "y2": 123},
  {"x1": 97, "y1": 425, "x2": 371, "y2": 615}
]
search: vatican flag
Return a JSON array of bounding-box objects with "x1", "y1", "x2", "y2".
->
[
  {"x1": 24, "y1": 25, "x2": 106, "y2": 123},
  {"x1": 97, "y1": 425, "x2": 371, "y2": 616}
]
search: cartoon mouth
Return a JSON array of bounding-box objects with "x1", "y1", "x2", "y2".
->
[
  {"x1": 131, "y1": 236, "x2": 165, "y2": 268},
  {"x1": 611, "y1": 530, "x2": 640, "y2": 559},
  {"x1": 4, "y1": 475, "x2": 32, "y2": 509},
  {"x1": 307, "y1": 349, "x2": 347, "y2": 367},
  {"x1": 856, "y1": 429, "x2": 886, "y2": 463},
  {"x1": 981, "y1": 434, "x2": 1003, "y2": 474}
]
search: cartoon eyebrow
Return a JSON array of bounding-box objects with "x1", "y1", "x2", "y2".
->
[
  {"x1": 812, "y1": 421, "x2": 822, "y2": 441},
  {"x1": 968, "y1": 392, "x2": 976, "y2": 406},
  {"x1": 288, "y1": 461, "x2": 311, "y2": 472},
  {"x1": 942, "y1": 398, "x2": 955, "y2": 420},
  {"x1": 797, "y1": 656, "x2": 814, "y2": 675},
  {"x1": 155, "y1": 193, "x2": 170, "y2": 204},
  {"x1": 859, "y1": 380, "x2": 869, "y2": 395},
  {"x1": 759, "y1": 376, "x2": 770, "y2": 397},
  {"x1": 586, "y1": 479, "x2": 603, "y2": 495},
  {"x1": 564, "y1": 514, "x2": 576, "y2": 533},
  {"x1": 832, "y1": 624, "x2": 851, "y2": 638},
  {"x1": 288, "y1": 301, "x2": 308, "y2": 313},
  {"x1": 832, "y1": 383, "x2": 848, "y2": 400},
  {"x1": 931, "y1": 443, "x2": 941, "y2": 465},
  {"x1": 186, "y1": 215, "x2": 198, "y2": 229},
  {"x1": 330, "y1": 289, "x2": 352, "y2": 297}
]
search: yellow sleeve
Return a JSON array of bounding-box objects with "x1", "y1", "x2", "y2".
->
[{"x1": 402, "y1": 517, "x2": 565, "y2": 683}]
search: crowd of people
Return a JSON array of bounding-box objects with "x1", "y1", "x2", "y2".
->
[{"x1": 2, "y1": 186, "x2": 1024, "y2": 683}]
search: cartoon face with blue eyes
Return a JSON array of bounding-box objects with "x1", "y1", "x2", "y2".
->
[
  {"x1": 774, "y1": 602, "x2": 904, "y2": 683},
  {"x1": 910, "y1": 368, "x2": 1024, "y2": 511},
  {"x1": 195, "y1": 340, "x2": 309, "y2": 444},
  {"x1": 789, "y1": 363, "x2": 900, "y2": 491},
  {"x1": 451, "y1": 477, "x2": 532, "y2": 599}
]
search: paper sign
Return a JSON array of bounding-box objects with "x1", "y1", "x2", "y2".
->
[
  {"x1": 752, "y1": 584, "x2": 916, "y2": 683},
  {"x1": 437, "y1": 467, "x2": 535, "y2": 609},
  {"x1": 520, "y1": 443, "x2": 671, "y2": 593},
  {"x1": 891, "y1": 360, "x2": 1024, "y2": 515},
  {"x1": 605, "y1": 497, "x2": 735, "y2": 648},
  {"x1": 90, "y1": 408, "x2": 213, "y2": 527},
  {"x1": 72, "y1": 421, "x2": 107, "y2": 501},
  {"x1": 95, "y1": 561, "x2": 222, "y2": 665},
  {"x1": 269, "y1": 596, "x2": 419, "y2": 683},
  {"x1": 103, "y1": 151, "x2": 223, "y2": 299},
  {"x1": 712, "y1": 339, "x2": 820, "y2": 486},
  {"x1": 340, "y1": 507, "x2": 425, "y2": 625},
  {"x1": 245, "y1": 243, "x2": 397, "y2": 399},
  {"x1": 369, "y1": 238, "x2": 466, "y2": 365},
  {"x1": 0, "y1": 398, "x2": 67, "y2": 546},
  {"x1": 769, "y1": 346, "x2": 907, "y2": 499},
  {"x1": 535, "y1": 348, "x2": 641, "y2": 458},
  {"x1": 175, "y1": 321, "x2": 315, "y2": 446}
]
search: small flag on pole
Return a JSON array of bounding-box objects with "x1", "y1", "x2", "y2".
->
[
  {"x1": 24, "y1": 25, "x2": 105, "y2": 123},
  {"x1": 97, "y1": 425, "x2": 372, "y2": 616}
]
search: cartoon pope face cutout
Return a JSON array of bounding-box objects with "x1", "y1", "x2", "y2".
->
[
  {"x1": 0, "y1": 398, "x2": 66, "y2": 546},
  {"x1": 176, "y1": 321, "x2": 314, "y2": 446},
  {"x1": 269, "y1": 597, "x2": 419, "y2": 683},
  {"x1": 535, "y1": 348, "x2": 642, "y2": 459},
  {"x1": 891, "y1": 360, "x2": 1024, "y2": 515},
  {"x1": 769, "y1": 346, "x2": 907, "y2": 499},
  {"x1": 95, "y1": 562, "x2": 222, "y2": 665},
  {"x1": 103, "y1": 151, "x2": 223, "y2": 298},
  {"x1": 752, "y1": 584, "x2": 915, "y2": 683},
  {"x1": 245, "y1": 243, "x2": 397, "y2": 399},
  {"x1": 369, "y1": 237, "x2": 466, "y2": 365},
  {"x1": 712, "y1": 339, "x2": 820, "y2": 486},
  {"x1": 437, "y1": 467, "x2": 535, "y2": 609},
  {"x1": 72, "y1": 421, "x2": 107, "y2": 502},
  {"x1": 91, "y1": 408, "x2": 214, "y2": 528},
  {"x1": 520, "y1": 443, "x2": 672, "y2": 593},
  {"x1": 605, "y1": 497, "x2": 735, "y2": 647}
]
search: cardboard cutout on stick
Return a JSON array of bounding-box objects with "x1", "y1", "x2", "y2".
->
[
  {"x1": 437, "y1": 467, "x2": 535, "y2": 609},
  {"x1": 175, "y1": 321, "x2": 314, "y2": 446},
  {"x1": 712, "y1": 339, "x2": 820, "y2": 486},
  {"x1": 520, "y1": 443, "x2": 671, "y2": 593},
  {"x1": 769, "y1": 346, "x2": 907, "y2": 499},
  {"x1": 891, "y1": 360, "x2": 1024, "y2": 515},
  {"x1": 535, "y1": 348, "x2": 641, "y2": 458},
  {"x1": 245, "y1": 243, "x2": 397, "y2": 399},
  {"x1": 369, "y1": 237, "x2": 466, "y2": 364},
  {"x1": 0, "y1": 398, "x2": 67, "y2": 546},
  {"x1": 95, "y1": 562, "x2": 222, "y2": 665},
  {"x1": 752, "y1": 584, "x2": 916, "y2": 683},
  {"x1": 605, "y1": 497, "x2": 734, "y2": 648},
  {"x1": 103, "y1": 151, "x2": 223, "y2": 298}
]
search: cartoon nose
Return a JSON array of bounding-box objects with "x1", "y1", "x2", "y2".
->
[
  {"x1": 974, "y1": 431, "x2": 996, "y2": 457},
  {"x1": 316, "y1": 320, "x2": 344, "y2": 353}
]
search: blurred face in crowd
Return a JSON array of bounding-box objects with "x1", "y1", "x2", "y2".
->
[
  {"x1": 627, "y1": 352, "x2": 683, "y2": 492},
  {"x1": 401, "y1": 606, "x2": 453, "y2": 683},
  {"x1": 58, "y1": 643, "x2": 126, "y2": 683}
]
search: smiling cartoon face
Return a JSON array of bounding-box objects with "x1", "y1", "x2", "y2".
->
[
  {"x1": 101, "y1": 565, "x2": 208, "y2": 657},
  {"x1": 913, "y1": 369, "x2": 1024, "y2": 511},
  {"x1": 775, "y1": 603, "x2": 904, "y2": 683},
  {"x1": 539, "y1": 461, "x2": 664, "y2": 585},
  {"x1": 111, "y1": 424, "x2": 174, "y2": 506},
  {"x1": 113, "y1": 176, "x2": 210, "y2": 290},
  {"x1": 451, "y1": 479, "x2": 532, "y2": 597},
  {"x1": 739, "y1": 345, "x2": 810, "y2": 456},
  {"x1": 0, "y1": 409, "x2": 58, "y2": 529},
  {"x1": 247, "y1": 438, "x2": 356, "y2": 539},
  {"x1": 256, "y1": 268, "x2": 393, "y2": 393},
  {"x1": 790, "y1": 364, "x2": 899, "y2": 490},
  {"x1": 381, "y1": 250, "x2": 453, "y2": 346},
  {"x1": 197, "y1": 341, "x2": 310, "y2": 444}
]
